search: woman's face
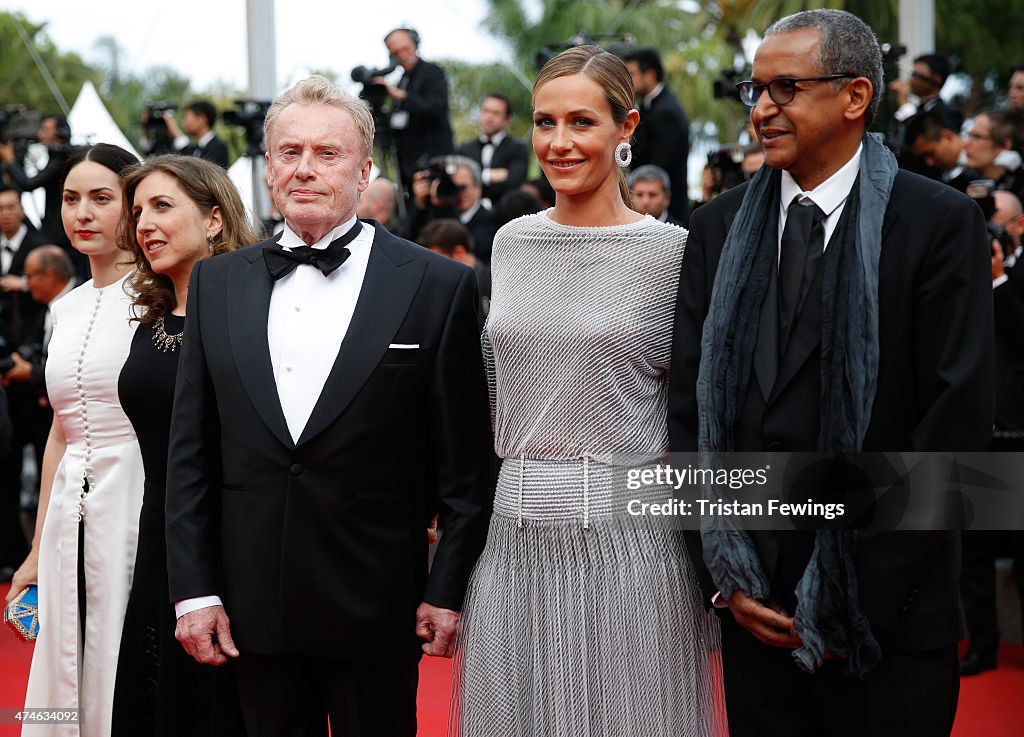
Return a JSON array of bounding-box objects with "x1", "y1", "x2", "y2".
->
[
  {"x1": 532, "y1": 73, "x2": 635, "y2": 200},
  {"x1": 61, "y1": 161, "x2": 124, "y2": 257},
  {"x1": 132, "y1": 171, "x2": 220, "y2": 282}
]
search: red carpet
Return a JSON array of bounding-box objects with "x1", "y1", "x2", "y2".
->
[{"x1": 1, "y1": 582, "x2": 1020, "y2": 735}]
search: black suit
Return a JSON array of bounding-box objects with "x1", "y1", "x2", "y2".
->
[
  {"x1": 631, "y1": 85, "x2": 690, "y2": 223},
  {"x1": 392, "y1": 60, "x2": 454, "y2": 187},
  {"x1": 183, "y1": 134, "x2": 229, "y2": 168},
  {"x1": 457, "y1": 135, "x2": 529, "y2": 204},
  {"x1": 1, "y1": 227, "x2": 49, "y2": 338},
  {"x1": 3, "y1": 145, "x2": 71, "y2": 245},
  {"x1": 166, "y1": 222, "x2": 491, "y2": 733},
  {"x1": 669, "y1": 171, "x2": 992, "y2": 737}
]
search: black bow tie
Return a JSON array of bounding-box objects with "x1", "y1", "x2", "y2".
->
[{"x1": 262, "y1": 222, "x2": 362, "y2": 280}]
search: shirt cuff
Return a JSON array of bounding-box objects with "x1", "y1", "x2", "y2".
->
[
  {"x1": 175, "y1": 595, "x2": 223, "y2": 619},
  {"x1": 482, "y1": 169, "x2": 492, "y2": 185},
  {"x1": 894, "y1": 103, "x2": 917, "y2": 122},
  {"x1": 173, "y1": 135, "x2": 190, "y2": 151},
  {"x1": 711, "y1": 590, "x2": 729, "y2": 609},
  {"x1": 994, "y1": 275, "x2": 1009, "y2": 289}
]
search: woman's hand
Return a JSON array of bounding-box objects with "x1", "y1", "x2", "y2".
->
[{"x1": 5, "y1": 550, "x2": 39, "y2": 603}]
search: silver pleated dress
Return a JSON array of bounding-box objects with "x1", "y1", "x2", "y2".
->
[{"x1": 454, "y1": 211, "x2": 726, "y2": 736}]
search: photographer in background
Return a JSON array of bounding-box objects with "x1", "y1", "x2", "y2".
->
[
  {"x1": 141, "y1": 100, "x2": 229, "y2": 168},
  {"x1": 0, "y1": 114, "x2": 71, "y2": 245},
  {"x1": 905, "y1": 110, "x2": 980, "y2": 192},
  {"x1": 964, "y1": 109, "x2": 1024, "y2": 203},
  {"x1": 374, "y1": 27, "x2": 454, "y2": 194},
  {"x1": 410, "y1": 155, "x2": 495, "y2": 262}
]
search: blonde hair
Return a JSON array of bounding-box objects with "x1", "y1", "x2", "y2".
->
[
  {"x1": 264, "y1": 75, "x2": 375, "y2": 159},
  {"x1": 533, "y1": 45, "x2": 636, "y2": 206}
]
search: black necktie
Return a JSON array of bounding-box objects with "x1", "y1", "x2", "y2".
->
[
  {"x1": 262, "y1": 221, "x2": 362, "y2": 280},
  {"x1": 778, "y1": 197, "x2": 825, "y2": 347}
]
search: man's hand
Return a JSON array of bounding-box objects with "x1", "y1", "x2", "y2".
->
[
  {"x1": 0, "y1": 274, "x2": 26, "y2": 293},
  {"x1": 993, "y1": 239, "x2": 1006, "y2": 281},
  {"x1": 488, "y1": 167, "x2": 509, "y2": 184},
  {"x1": 726, "y1": 590, "x2": 802, "y2": 649},
  {"x1": 175, "y1": 605, "x2": 239, "y2": 665},
  {"x1": 1, "y1": 353, "x2": 31, "y2": 386},
  {"x1": 887, "y1": 78, "x2": 911, "y2": 106},
  {"x1": 415, "y1": 602, "x2": 460, "y2": 658},
  {"x1": 411, "y1": 171, "x2": 432, "y2": 209},
  {"x1": 370, "y1": 78, "x2": 406, "y2": 102},
  {"x1": 0, "y1": 140, "x2": 15, "y2": 165}
]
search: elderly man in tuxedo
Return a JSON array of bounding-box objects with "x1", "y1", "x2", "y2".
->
[
  {"x1": 166, "y1": 75, "x2": 492, "y2": 737},
  {"x1": 670, "y1": 10, "x2": 992, "y2": 737}
]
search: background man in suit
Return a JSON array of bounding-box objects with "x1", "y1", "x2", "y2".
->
[
  {"x1": 0, "y1": 115, "x2": 71, "y2": 245},
  {"x1": 904, "y1": 110, "x2": 979, "y2": 192},
  {"x1": 669, "y1": 10, "x2": 992, "y2": 737},
  {"x1": 623, "y1": 48, "x2": 691, "y2": 224},
  {"x1": 457, "y1": 94, "x2": 529, "y2": 206},
  {"x1": 410, "y1": 156, "x2": 496, "y2": 263},
  {"x1": 374, "y1": 27, "x2": 454, "y2": 193},
  {"x1": 0, "y1": 186, "x2": 48, "y2": 355},
  {"x1": 167, "y1": 75, "x2": 491, "y2": 737},
  {"x1": 628, "y1": 164, "x2": 682, "y2": 225},
  {"x1": 161, "y1": 100, "x2": 230, "y2": 168}
]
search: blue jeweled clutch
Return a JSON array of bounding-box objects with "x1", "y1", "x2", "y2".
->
[{"x1": 4, "y1": 585, "x2": 40, "y2": 642}]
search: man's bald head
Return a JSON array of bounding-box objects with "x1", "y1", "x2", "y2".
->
[{"x1": 357, "y1": 177, "x2": 398, "y2": 225}]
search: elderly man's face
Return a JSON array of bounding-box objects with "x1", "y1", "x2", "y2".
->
[
  {"x1": 386, "y1": 30, "x2": 419, "y2": 71},
  {"x1": 750, "y1": 28, "x2": 857, "y2": 190},
  {"x1": 265, "y1": 103, "x2": 372, "y2": 244},
  {"x1": 631, "y1": 180, "x2": 670, "y2": 218}
]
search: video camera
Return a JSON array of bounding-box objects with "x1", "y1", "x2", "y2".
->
[
  {"x1": 420, "y1": 156, "x2": 465, "y2": 207},
  {"x1": 713, "y1": 69, "x2": 745, "y2": 102},
  {"x1": 144, "y1": 103, "x2": 177, "y2": 133},
  {"x1": 707, "y1": 144, "x2": 748, "y2": 193},
  {"x1": 351, "y1": 58, "x2": 400, "y2": 148},
  {"x1": 223, "y1": 99, "x2": 271, "y2": 157},
  {"x1": 966, "y1": 179, "x2": 1017, "y2": 256},
  {"x1": 0, "y1": 106, "x2": 43, "y2": 143}
]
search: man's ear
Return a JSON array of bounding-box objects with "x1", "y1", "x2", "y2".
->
[{"x1": 844, "y1": 78, "x2": 873, "y2": 122}]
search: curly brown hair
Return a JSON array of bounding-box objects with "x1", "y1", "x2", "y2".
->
[{"x1": 117, "y1": 155, "x2": 263, "y2": 324}]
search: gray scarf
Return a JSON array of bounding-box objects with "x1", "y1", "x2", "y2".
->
[{"x1": 696, "y1": 133, "x2": 898, "y2": 676}]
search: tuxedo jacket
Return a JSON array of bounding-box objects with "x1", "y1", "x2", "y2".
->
[
  {"x1": 631, "y1": 86, "x2": 691, "y2": 222},
  {"x1": 668, "y1": 170, "x2": 993, "y2": 651},
  {"x1": 166, "y1": 222, "x2": 493, "y2": 660},
  {"x1": 457, "y1": 135, "x2": 529, "y2": 204},
  {"x1": 183, "y1": 134, "x2": 229, "y2": 169},
  {"x1": 993, "y1": 256, "x2": 1024, "y2": 430},
  {"x1": 393, "y1": 60, "x2": 454, "y2": 182},
  {"x1": 0, "y1": 227, "x2": 49, "y2": 340}
]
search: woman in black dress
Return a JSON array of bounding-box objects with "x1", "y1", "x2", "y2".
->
[{"x1": 111, "y1": 155, "x2": 262, "y2": 736}]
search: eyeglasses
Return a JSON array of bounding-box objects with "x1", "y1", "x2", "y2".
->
[{"x1": 735, "y1": 74, "x2": 857, "y2": 107}]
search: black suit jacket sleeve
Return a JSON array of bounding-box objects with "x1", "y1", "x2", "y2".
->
[
  {"x1": 202, "y1": 136, "x2": 230, "y2": 168},
  {"x1": 4, "y1": 156, "x2": 63, "y2": 192},
  {"x1": 422, "y1": 267, "x2": 492, "y2": 609},
  {"x1": 401, "y1": 62, "x2": 449, "y2": 118},
  {"x1": 166, "y1": 260, "x2": 223, "y2": 601}
]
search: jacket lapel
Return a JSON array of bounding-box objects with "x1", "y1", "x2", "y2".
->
[
  {"x1": 296, "y1": 227, "x2": 426, "y2": 446},
  {"x1": 227, "y1": 240, "x2": 294, "y2": 449}
]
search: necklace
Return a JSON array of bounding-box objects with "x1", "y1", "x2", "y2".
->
[{"x1": 152, "y1": 315, "x2": 184, "y2": 352}]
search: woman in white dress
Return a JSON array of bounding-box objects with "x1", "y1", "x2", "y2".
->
[
  {"x1": 6, "y1": 143, "x2": 144, "y2": 737},
  {"x1": 454, "y1": 46, "x2": 724, "y2": 735}
]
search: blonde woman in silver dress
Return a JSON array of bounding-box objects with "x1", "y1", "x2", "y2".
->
[{"x1": 455, "y1": 46, "x2": 724, "y2": 735}]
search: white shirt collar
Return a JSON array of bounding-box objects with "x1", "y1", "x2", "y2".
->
[
  {"x1": 481, "y1": 130, "x2": 506, "y2": 146},
  {"x1": 1, "y1": 224, "x2": 27, "y2": 249},
  {"x1": 643, "y1": 82, "x2": 665, "y2": 108},
  {"x1": 780, "y1": 143, "x2": 862, "y2": 217},
  {"x1": 278, "y1": 215, "x2": 359, "y2": 251},
  {"x1": 197, "y1": 130, "x2": 216, "y2": 148},
  {"x1": 460, "y1": 200, "x2": 481, "y2": 224}
]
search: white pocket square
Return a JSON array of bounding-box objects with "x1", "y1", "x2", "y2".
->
[{"x1": 388, "y1": 343, "x2": 420, "y2": 349}]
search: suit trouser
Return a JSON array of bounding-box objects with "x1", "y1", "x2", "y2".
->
[
  {"x1": 234, "y1": 651, "x2": 419, "y2": 737},
  {"x1": 719, "y1": 613, "x2": 959, "y2": 737}
]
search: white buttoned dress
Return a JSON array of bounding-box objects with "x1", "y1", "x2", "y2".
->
[{"x1": 23, "y1": 274, "x2": 144, "y2": 737}]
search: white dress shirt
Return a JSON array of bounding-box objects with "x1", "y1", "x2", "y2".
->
[
  {"x1": 175, "y1": 216, "x2": 376, "y2": 620},
  {"x1": 1, "y1": 224, "x2": 27, "y2": 274},
  {"x1": 778, "y1": 143, "x2": 862, "y2": 256}
]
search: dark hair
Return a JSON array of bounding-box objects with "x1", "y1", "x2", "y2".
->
[
  {"x1": 521, "y1": 178, "x2": 555, "y2": 209},
  {"x1": 978, "y1": 108, "x2": 1024, "y2": 153},
  {"x1": 42, "y1": 113, "x2": 71, "y2": 141},
  {"x1": 418, "y1": 218, "x2": 474, "y2": 255},
  {"x1": 117, "y1": 155, "x2": 262, "y2": 324},
  {"x1": 904, "y1": 110, "x2": 959, "y2": 145},
  {"x1": 185, "y1": 100, "x2": 218, "y2": 128},
  {"x1": 766, "y1": 9, "x2": 883, "y2": 127},
  {"x1": 622, "y1": 48, "x2": 665, "y2": 83},
  {"x1": 61, "y1": 143, "x2": 139, "y2": 190},
  {"x1": 483, "y1": 93, "x2": 513, "y2": 119},
  {"x1": 915, "y1": 53, "x2": 952, "y2": 85},
  {"x1": 493, "y1": 189, "x2": 544, "y2": 230},
  {"x1": 534, "y1": 45, "x2": 637, "y2": 206},
  {"x1": 385, "y1": 26, "x2": 420, "y2": 47},
  {"x1": 28, "y1": 245, "x2": 74, "y2": 282},
  {"x1": 0, "y1": 185, "x2": 19, "y2": 198}
]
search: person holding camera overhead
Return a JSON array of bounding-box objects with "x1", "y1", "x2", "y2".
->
[
  {"x1": 0, "y1": 114, "x2": 73, "y2": 246},
  {"x1": 409, "y1": 156, "x2": 496, "y2": 262},
  {"x1": 372, "y1": 27, "x2": 454, "y2": 193},
  {"x1": 141, "y1": 101, "x2": 229, "y2": 169}
]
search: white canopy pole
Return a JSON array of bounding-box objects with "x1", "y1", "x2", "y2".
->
[
  {"x1": 246, "y1": 0, "x2": 277, "y2": 224},
  {"x1": 899, "y1": 0, "x2": 936, "y2": 66}
]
